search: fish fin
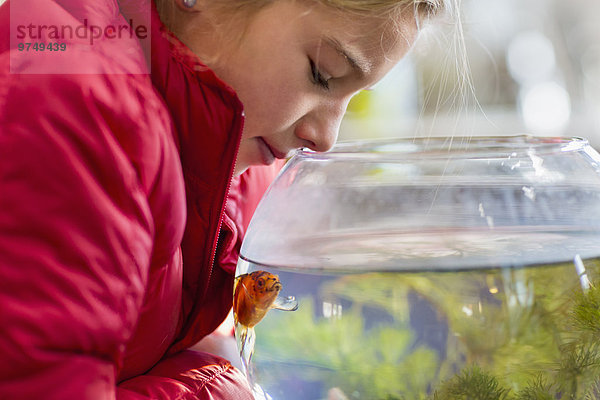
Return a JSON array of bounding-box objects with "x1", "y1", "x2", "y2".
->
[
  {"x1": 236, "y1": 322, "x2": 247, "y2": 356},
  {"x1": 236, "y1": 322, "x2": 255, "y2": 368},
  {"x1": 240, "y1": 327, "x2": 256, "y2": 376},
  {"x1": 233, "y1": 277, "x2": 254, "y2": 326},
  {"x1": 246, "y1": 327, "x2": 256, "y2": 359},
  {"x1": 239, "y1": 279, "x2": 254, "y2": 299},
  {"x1": 272, "y1": 295, "x2": 299, "y2": 311}
]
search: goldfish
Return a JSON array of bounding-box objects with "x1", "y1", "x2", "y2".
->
[{"x1": 233, "y1": 270, "x2": 298, "y2": 374}]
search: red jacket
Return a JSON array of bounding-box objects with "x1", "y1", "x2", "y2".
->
[{"x1": 0, "y1": 0, "x2": 279, "y2": 398}]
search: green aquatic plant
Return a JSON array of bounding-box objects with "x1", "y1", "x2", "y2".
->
[
  {"x1": 572, "y1": 284, "x2": 600, "y2": 337},
  {"x1": 582, "y1": 380, "x2": 600, "y2": 400},
  {"x1": 426, "y1": 275, "x2": 600, "y2": 400},
  {"x1": 254, "y1": 298, "x2": 438, "y2": 399},
  {"x1": 551, "y1": 284, "x2": 600, "y2": 398},
  {"x1": 515, "y1": 375, "x2": 558, "y2": 400},
  {"x1": 430, "y1": 365, "x2": 511, "y2": 400}
]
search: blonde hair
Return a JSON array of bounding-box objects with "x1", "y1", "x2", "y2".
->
[
  {"x1": 155, "y1": 0, "x2": 470, "y2": 136},
  {"x1": 155, "y1": 0, "x2": 454, "y2": 41},
  {"x1": 307, "y1": 0, "x2": 448, "y2": 22}
]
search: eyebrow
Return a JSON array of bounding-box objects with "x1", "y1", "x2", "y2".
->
[{"x1": 323, "y1": 36, "x2": 371, "y2": 78}]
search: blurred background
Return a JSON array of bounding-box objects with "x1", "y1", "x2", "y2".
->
[
  {"x1": 6, "y1": 0, "x2": 598, "y2": 146},
  {"x1": 340, "y1": 0, "x2": 600, "y2": 149}
]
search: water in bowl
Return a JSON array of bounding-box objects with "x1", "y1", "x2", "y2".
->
[{"x1": 234, "y1": 231, "x2": 600, "y2": 400}]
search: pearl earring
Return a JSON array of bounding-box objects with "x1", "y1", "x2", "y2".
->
[{"x1": 183, "y1": 0, "x2": 197, "y2": 8}]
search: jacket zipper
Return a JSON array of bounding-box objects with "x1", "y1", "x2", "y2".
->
[{"x1": 204, "y1": 108, "x2": 245, "y2": 297}]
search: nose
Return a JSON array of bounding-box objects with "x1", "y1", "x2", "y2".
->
[{"x1": 294, "y1": 99, "x2": 348, "y2": 153}]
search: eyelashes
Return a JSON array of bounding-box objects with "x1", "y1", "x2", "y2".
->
[{"x1": 309, "y1": 59, "x2": 330, "y2": 91}]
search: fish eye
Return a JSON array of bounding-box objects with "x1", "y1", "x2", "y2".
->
[{"x1": 257, "y1": 279, "x2": 264, "y2": 287}]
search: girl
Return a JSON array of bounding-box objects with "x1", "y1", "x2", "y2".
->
[{"x1": 0, "y1": 0, "x2": 450, "y2": 398}]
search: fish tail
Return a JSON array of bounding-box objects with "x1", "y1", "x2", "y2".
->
[
  {"x1": 238, "y1": 324, "x2": 256, "y2": 378},
  {"x1": 236, "y1": 322, "x2": 247, "y2": 357},
  {"x1": 246, "y1": 327, "x2": 256, "y2": 362}
]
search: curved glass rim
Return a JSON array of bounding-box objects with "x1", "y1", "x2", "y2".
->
[{"x1": 295, "y1": 135, "x2": 588, "y2": 161}]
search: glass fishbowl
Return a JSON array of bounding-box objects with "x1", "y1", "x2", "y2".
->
[{"x1": 233, "y1": 136, "x2": 600, "y2": 400}]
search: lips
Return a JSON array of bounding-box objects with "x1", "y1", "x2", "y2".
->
[
  {"x1": 258, "y1": 138, "x2": 287, "y2": 164},
  {"x1": 256, "y1": 138, "x2": 275, "y2": 165}
]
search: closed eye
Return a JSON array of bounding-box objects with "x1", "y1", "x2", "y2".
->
[{"x1": 309, "y1": 59, "x2": 330, "y2": 91}]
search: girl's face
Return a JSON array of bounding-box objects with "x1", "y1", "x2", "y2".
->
[{"x1": 181, "y1": 1, "x2": 418, "y2": 175}]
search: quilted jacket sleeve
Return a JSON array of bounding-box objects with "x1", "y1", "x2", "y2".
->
[
  {"x1": 0, "y1": 72, "x2": 155, "y2": 399},
  {"x1": 117, "y1": 351, "x2": 253, "y2": 399},
  {"x1": 0, "y1": 70, "x2": 255, "y2": 400}
]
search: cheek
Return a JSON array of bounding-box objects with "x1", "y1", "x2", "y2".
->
[{"x1": 237, "y1": 66, "x2": 312, "y2": 139}]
